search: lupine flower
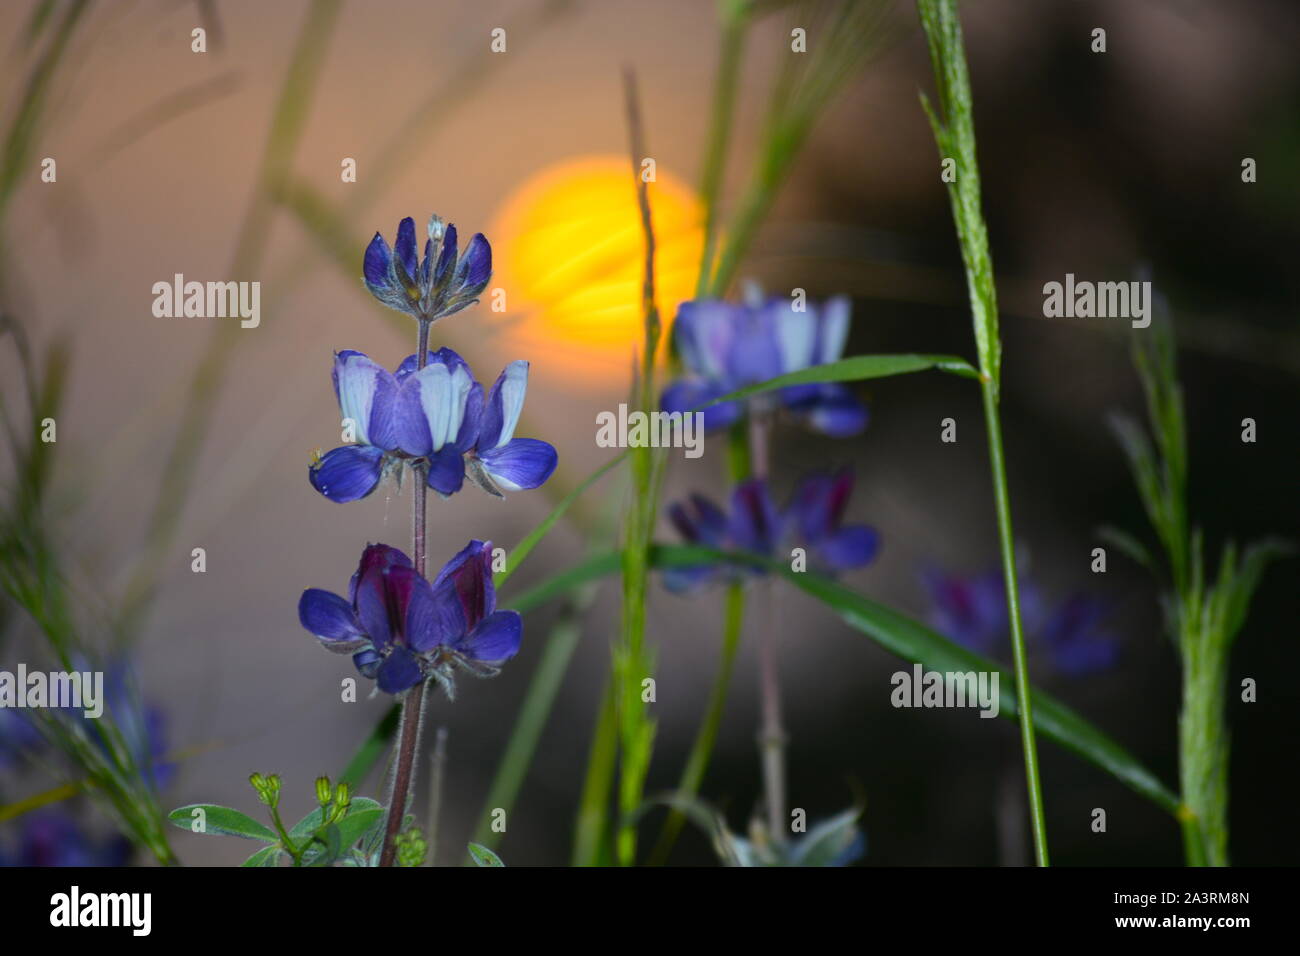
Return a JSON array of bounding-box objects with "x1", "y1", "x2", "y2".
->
[
  {"x1": 1039, "y1": 594, "x2": 1120, "y2": 677},
  {"x1": 661, "y1": 295, "x2": 867, "y2": 436},
  {"x1": 363, "y1": 215, "x2": 491, "y2": 322},
  {"x1": 786, "y1": 469, "x2": 879, "y2": 574},
  {"x1": 664, "y1": 480, "x2": 781, "y2": 593},
  {"x1": 664, "y1": 471, "x2": 877, "y2": 593},
  {"x1": 309, "y1": 348, "x2": 556, "y2": 502},
  {"x1": 922, "y1": 567, "x2": 1118, "y2": 677},
  {"x1": 298, "y1": 541, "x2": 521, "y2": 697},
  {"x1": 0, "y1": 812, "x2": 132, "y2": 868}
]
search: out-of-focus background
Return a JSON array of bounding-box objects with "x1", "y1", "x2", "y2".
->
[{"x1": 0, "y1": 0, "x2": 1297, "y2": 865}]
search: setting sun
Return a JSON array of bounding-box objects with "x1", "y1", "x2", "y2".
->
[{"x1": 489, "y1": 156, "x2": 704, "y2": 388}]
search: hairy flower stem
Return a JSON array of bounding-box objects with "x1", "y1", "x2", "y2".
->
[
  {"x1": 378, "y1": 318, "x2": 433, "y2": 868},
  {"x1": 748, "y1": 412, "x2": 787, "y2": 844},
  {"x1": 1178, "y1": 625, "x2": 1230, "y2": 866}
]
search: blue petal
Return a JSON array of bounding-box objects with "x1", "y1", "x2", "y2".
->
[
  {"x1": 406, "y1": 574, "x2": 465, "y2": 653},
  {"x1": 434, "y1": 223, "x2": 458, "y2": 285},
  {"x1": 377, "y1": 647, "x2": 423, "y2": 694},
  {"x1": 669, "y1": 494, "x2": 727, "y2": 547},
  {"x1": 814, "y1": 296, "x2": 851, "y2": 364},
  {"x1": 332, "y1": 351, "x2": 398, "y2": 447},
  {"x1": 816, "y1": 525, "x2": 879, "y2": 571},
  {"x1": 661, "y1": 379, "x2": 742, "y2": 433},
  {"x1": 797, "y1": 385, "x2": 868, "y2": 437},
  {"x1": 673, "y1": 300, "x2": 736, "y2": 380},
  {"x1": 309, "y1": 445, "x2": 384, "y2": 502},
  {"x1": 478, "y1": 438, "x2": 557, "y2": 491},
  {"x1": 363, "y1": 233, "x2": 392, "y2": 291},
  {"x1": 395, "y1": 218, "x2": 418, "y2": 281},
  {"x1": 455, "y1": 233, "x2": 491, "y2": 291},
  {"x1": 456, "y1": 610, "x2": 521, "y2": 662},
  {"x1": 662, "y1": 564, "x2": 720, "y2": 594},
  {"x1": 769, "y1": 299, "x2": 817, "y2": 372},
  {"x1": 728, "y1": 479, "x2": 780, "y2": 555},
  {"x1": 478, "y1": 361, "x2": 529, "y2": 450},
  {"x1": 298, "y1": 588, "x2": 362, "y2": 641},
  {"x1": 353, "y1": 648, "x2": 381, "y2": 680},
  {"x1": 432, "y1": 540, "x2": 494, "y2": 631},
  {"x1": 425, "y1": 447, "x2": 466, "y2": 496},
  {"x1": 725, "y1": 306, "x2": 782, "y2": 385},
  {"x1": 355, "y1": 567, "x2": 394, "y2": 650},
  {"x1": 407, "y1": 357, "x2": 476, "y2": 452}
]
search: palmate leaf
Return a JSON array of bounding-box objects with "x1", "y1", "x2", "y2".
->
[{"x1": 500, "y1": 545, "x2": 1181, "y2": 815}]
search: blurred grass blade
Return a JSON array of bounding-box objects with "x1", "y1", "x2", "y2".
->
[
  {"x1": 338, "y1": 703, "x2": 400, "y2": 788},
  {"x1": 572, "y1": 678, "x2": 619, "y2": 866},
  {"x1": 471, "y1": 585, "x2": 598, "y2": 851},
  {"x1": 495, "y1": 451, "x2": 628, "y2": 589}
]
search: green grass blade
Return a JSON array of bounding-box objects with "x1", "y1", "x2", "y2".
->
[
  {"x1": 495, "y1": 452, "x2": 628, "y2": 589},
  {"x1": 704, "y1": 353, "x2": 980, "y2": 410}
]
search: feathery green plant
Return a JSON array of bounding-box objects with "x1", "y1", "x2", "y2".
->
[{"x1": 1107, "y1": 321, "x2": 1290, "y2": 866}]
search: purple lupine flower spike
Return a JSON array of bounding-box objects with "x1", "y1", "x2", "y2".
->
[
  {"x1": 363, "y1": 215, "x2": 492, "y2": 323},
  {"x1": 300, "y1": 541, "x2": 522, "y2": 697}
]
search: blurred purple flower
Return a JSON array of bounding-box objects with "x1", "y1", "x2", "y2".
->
[
  {"x1": 787, "y1": 469, "x2": 880, "y2": 574},
  {"x1": 0, "y1": 812, "x2": 131, "y2": 868},
  {"x1": 363, "y1": 215, "x2": 491, "y2": 322},
  {"x1": 1039, "y1": 594, "x2": 1121, "y2": 677},
  {"x1": 922, "y1": 567, "x2": 1118, "y2": 677},
  {"x1": 299, "y1": 541, "x2": 521, "y2": 696},
  {"x1": 0, "y1": 709, "x2": 43, "y2": 770},
  {"x1": 661, "y1": 295, "x2": 867, "y2": 437},
  {"x1": 665, "y1": 471, "x2": 878, "y2": 593},
  {"x1": 309, "y1": 349, "x2": 556, "y2": 502}
]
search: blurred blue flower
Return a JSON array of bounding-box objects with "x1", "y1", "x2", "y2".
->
[
  {"x1": 787, "y1": 469, "x2": 880, "y2": 574},
  {"x1": 299, "y1": 541, "x2": 521, "y2": 696},
  {"x1": 1039, "y1": 594, "x2": 1121, "y2": 678},
  {"x1": 0, "y1": 811, "x2": 131, "y2": 868},
  {"x1": 922, "y1": 567, "x2": 1118, "y2": 677},
  {"x1": 309, "y1": 349, "x2": 556, "y2": 502},
  {"x1": 661, "y1": 295, "x2": 866, "y2": 436},
  {"x1": 0, "y1": 709, "x2": 43, "y2": 770},
  {"x1": 363, "y1": 215, "x2": 491, "y2": 322},
  {"x1": 665, "y1": 470, "x2": 878, "y2": 593}
]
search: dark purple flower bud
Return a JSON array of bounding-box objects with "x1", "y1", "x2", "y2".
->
[{"x1": 361, "y1": 215, "x2": 493, "y2": 322}]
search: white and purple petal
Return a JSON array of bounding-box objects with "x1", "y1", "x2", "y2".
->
[
  {"x1": 477, "y1": 438, "x2": 557, "y2": 492},
  {"x1": 478, "y1": 361, "x2": 529, "y2": 450}
]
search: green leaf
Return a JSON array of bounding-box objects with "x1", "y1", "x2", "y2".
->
[
  {"x1": 240, "y1": 844, "x2": 282, "y2": 867},
  {"x1": 167, "y1": 804, "x2": 277, "y2": 842},
  {"x1": 788, "y1": 808, "x2": 863, "y2": 867},
  {"x1": 467, "y1": 842, "x2": 505, "y2": 867},
  {"x1": 704, "y1": 353, "x2": 980, "y2": 409},
  {"x1": 495, "y1": 451, "x2": 627, "y2": 589}
]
